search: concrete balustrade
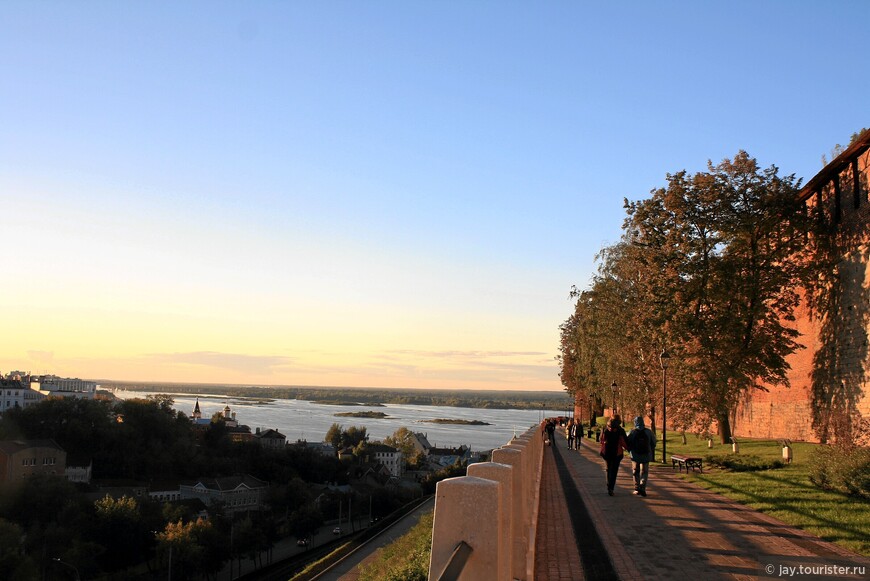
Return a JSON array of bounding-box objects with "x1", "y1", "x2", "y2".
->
[
  {"x1": 429, "y1": 423, "x2": 545, "y2": 581},
  {"x1": 428, "y1": 476, "x2": 501, "y2": 581},
  {"x1": 491, "y1": 446, "x2": 526, "y2": 580},
  {"x1": 466, "y1": 462, "x2": 512, "y2": 581}
]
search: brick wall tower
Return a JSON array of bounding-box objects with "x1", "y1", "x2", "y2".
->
[{"x1": 735, "y1": 132, "x2": 870, "y2": 444}]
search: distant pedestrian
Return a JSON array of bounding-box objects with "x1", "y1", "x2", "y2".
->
[
  {"x1": 566, "y1": 419, "x2": 575, "y2": 449},
  {"x1": 599, "y1": 415, "x2": 628, "y2": 496},
  {"x1": 570, "y1": 421, "x2": 580, "y2": 449},
  {"x1": 626, "y1": 416, "x2": 656, "y2": 496},
  {"x1": 545, "y1": 419, "x2": 556, "y2": 446}
]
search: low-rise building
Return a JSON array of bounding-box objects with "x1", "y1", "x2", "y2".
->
[
  {"x1": 31, "y1": 374, "x2": 98, "y2": 400},
  {"x1": 89, "y1": 483, "x2": 149, "y2": 502},
  {"x1": 364, "y1": 443, "x2": 403, "y2": 478},
  {"x1": 179, "y1": 474, "x2": 267, "y2": 514},
  {"x1": 294, "y1": 440, "x2": 336, "y2": 457},
  {"x1": 149, "y1": 482, "x2": 182, "y2": 502},
  {"x1": 0, "y1": 439, "x2": 66, "y2": 485},
  {"x1": 254, "y1": 428, "x2": 286, "y2": 449},
  {"x1": 409, "y1": 432, "x2": 433, "y2": 455},
  {"x1": 65, "y1": 458, "x2": 92, "y2": 484},
  {"x1": 427, "y1": 445, "x2": 471, "y2": 469},
  {"x1": 0, "y1": 378, "x2": 45, "y2": 413}
]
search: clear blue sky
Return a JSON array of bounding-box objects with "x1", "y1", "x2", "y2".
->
[{"x1": 2, "y1": 1, "x2": 867, "y2": 391}]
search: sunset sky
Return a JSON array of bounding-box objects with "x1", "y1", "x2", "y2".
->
[{"x1": 2, "y1": 2, "x2": 867, "y2": 391}]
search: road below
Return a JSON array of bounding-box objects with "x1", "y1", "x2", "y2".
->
[{"x1": 316, "y1": 496, "x2": 435, "y2": 581}]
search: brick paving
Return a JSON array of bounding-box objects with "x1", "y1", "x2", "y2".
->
[
  {"x1": 534, "y1": 429, "x2": 870, "y2": 580},
  {"x1": 535, "y1": 439, "x2": 585, "y2": 581}
]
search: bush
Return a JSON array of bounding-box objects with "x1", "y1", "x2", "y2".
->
[
  {"x1": 704, "y1": 454, "x2": 784, "y2": 472},
  {"x1": 809, "y1": 445, "x2": 870, "y2": 500}
]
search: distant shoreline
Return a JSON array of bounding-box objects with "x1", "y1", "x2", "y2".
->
[
  {"x1": 103, "y1": 382, "x2": 570, "y2": 411},
  {"x1": 422, "y1": 418, "x2": 492, "y2": 426},
  {"x1": 316, "y1": 401, "x2": 386, "y2": 407}
]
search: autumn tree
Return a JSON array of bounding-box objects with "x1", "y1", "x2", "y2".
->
[
  {"x1": 326, "y1": 423, "x2": 343, "y2": 449},
  {"x1": 325, "y1": 424, "x2": 368, "y2": 449},
  {"x1": 622, "y1": 151, "x2": 811, "y2": 441},
  {"x1": 384, "y1": 427, "x2": 425, "y2": 468},
  {"x1": 157, "y1": 518, "x2": 228, "y2": 580},
  {"x1": 94, "y1": 495, "x2": 146, "y2": 571},
  {"x1": 562, "y1": 151, "x2": 813, "y2": 443}
]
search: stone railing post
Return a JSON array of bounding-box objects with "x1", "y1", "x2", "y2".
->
[
  {"x1": 524, "y1": 426, "x2": 544, "y2": 580},
  {"x1": 428, "y1": 476, "x2": 500, "y2": 581},
  {"x1": 466, "y1": 462, "x2": 513, "y2": 581},
  {"x1": 428, "y1": 425, "x2": 546, "y2": 581},
  {"x1": 491, "y1": 446, "x2": 526, "y2": 579}
]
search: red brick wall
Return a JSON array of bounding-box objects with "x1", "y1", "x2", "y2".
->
[{"x1": 734, "y1": 144, "x2": 870, "y2": 443}]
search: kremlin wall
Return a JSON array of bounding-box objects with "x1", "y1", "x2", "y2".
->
[{"x1": 735, "y1": 133, "x2": 870, "y2": 444}]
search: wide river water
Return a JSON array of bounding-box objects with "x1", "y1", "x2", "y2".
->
[{"x1": 116, "y1": 390, "x2": 566, "y2": 451}]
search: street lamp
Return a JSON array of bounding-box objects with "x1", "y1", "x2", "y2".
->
[
  {"x1": 660, "y1": 349, "x2": 670, "y2": 463},
  {"x1": 52, "y1": 558, "x2": 80, "y2": 581},
  {"x1": 610, "y1": 381, "x2": 618, "y2": 417}
]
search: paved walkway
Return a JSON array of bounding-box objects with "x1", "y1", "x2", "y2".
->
[
  {"x1": 535, "y1": 439, "x2": 585, "y2": 581},
  {"x1": 534, "y1": 429, "x2": 870, "y2": 581}
]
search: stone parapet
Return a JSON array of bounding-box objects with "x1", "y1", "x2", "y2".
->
[{"x1": 428, "y1": 424, "x2": 544, "y2": 581}]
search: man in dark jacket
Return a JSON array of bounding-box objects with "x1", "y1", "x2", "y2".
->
[
  {"x1": 600, "y1": 416, "x2": 627, "y2": 495},
  {"x1": 626, "y1": 416, "x2": 656, "y2": 496}
]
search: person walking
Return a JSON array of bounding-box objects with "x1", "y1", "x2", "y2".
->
[
  {"x1": 545, "y1": 419, "x2": 556, "y2": 446},
  {"x1": 626, "y1": 416, "x2": 656, "y2": 496},
  {"x1": 566, "y1": 419, "x2": 576, "y2": 450},
  {"x1": 599, "y1": 415, "x2": 628, "y2": 495}
]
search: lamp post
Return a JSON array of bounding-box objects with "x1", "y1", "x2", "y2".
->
[
  {"x1": 610, "y1": 381, "x2": 617, "y2": 418},
  {"x1": 52, "y1": 558, "x2": 80, "y2": 581},
  {"x1": 660, "y1": 349, "x2": 670, "y2": 463}
]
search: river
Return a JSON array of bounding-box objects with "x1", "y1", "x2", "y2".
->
[{"x1": 115, "y1": 390, "x2": 566, "y2": 451}]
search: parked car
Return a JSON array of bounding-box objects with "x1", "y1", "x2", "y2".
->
[
  {"x1": 332, "y1": 526, "x2": 342, "y2": 535},
  {"x1": 296, "y1": 538, "x2": 309, "y2": 547}
]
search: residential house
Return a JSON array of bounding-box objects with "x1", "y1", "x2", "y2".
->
[
  {"x1": 254, "y1": 428, "x2": 287, "y2": 449},
  {"x1": 409, "y1": 432, "x2": 433, "y2": 455},
  {"x1": 0, "y1": 377, "x2": 45, "y2": 413},
  {"x1": 0, "y1": 439, "x2": 66, "y2": 485},
  {"x1": 179, "y1": 474, "x2": 267, "y2": 514},
  {"x1": 294, "y1": 440, "x2": 336, "y2": 457},
  {"x1": 427, "y1": 445, "x2": 471, "y2": 470},
  {"x1": 363, "y1": 443, "x2": 403, "y2": 478}
]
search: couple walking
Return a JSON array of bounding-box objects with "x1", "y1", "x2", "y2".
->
[{"x1": 599, "y1": 415, "x2": 655, "y2": 496}]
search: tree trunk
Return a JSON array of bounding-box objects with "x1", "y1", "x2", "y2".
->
[{"x1": 718, "y1": 411, "x2": 732, "y2": 444}]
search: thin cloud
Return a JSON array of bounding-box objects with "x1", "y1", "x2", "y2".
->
[
  {"x1": 27, "y1": 350, "x2": 55, "y2": 362},
  {"x1": 387, "y1": 350, "x2": 548, "y2": 359},
  {"x1": 144, "y1": 351, "x2": 294, "y2": 375}
]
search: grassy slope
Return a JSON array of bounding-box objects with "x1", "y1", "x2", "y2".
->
[
  {"x1": 357, "y1": 512, "x2": 433, "y2": 581},
  {"x1": 658, "y1": 435, "x2": 870, "y2": 556}
]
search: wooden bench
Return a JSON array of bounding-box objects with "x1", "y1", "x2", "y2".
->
[{"x1": 671, "y1": 454, "x2": 703, "y2": 473}]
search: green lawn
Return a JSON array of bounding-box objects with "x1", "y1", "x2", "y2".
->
[{"x1": 654, "y1": 435, "x2": 870, "y2": 556}]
